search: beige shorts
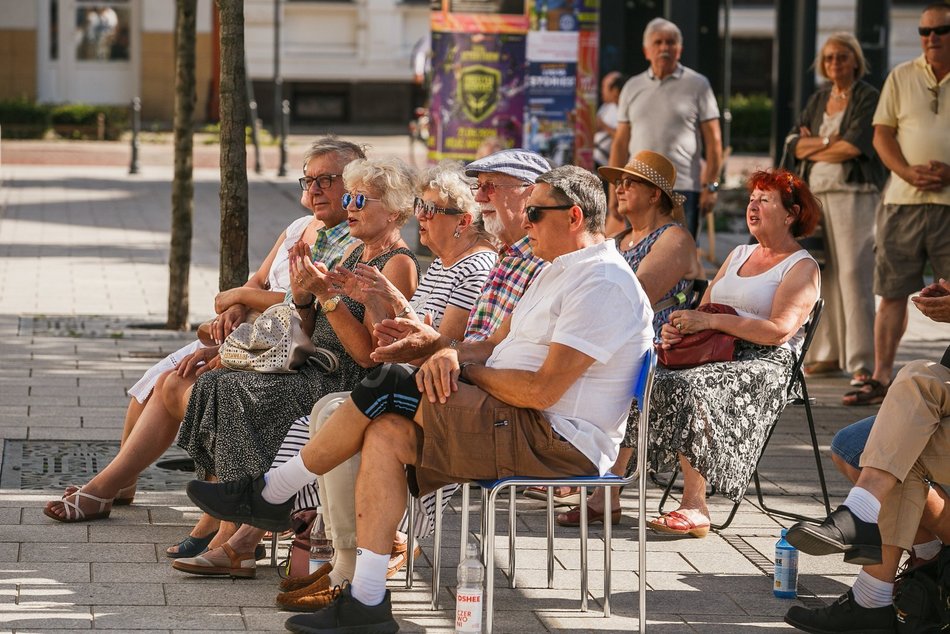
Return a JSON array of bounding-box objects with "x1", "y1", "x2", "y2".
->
[
  {"x1": 874, "y1": 203, "x2": 950, "y2": 298},
  {"x1": 408, "y1": 382, "x2": 597, "y2": 497}
]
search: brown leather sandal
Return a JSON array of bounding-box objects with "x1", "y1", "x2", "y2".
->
[
  {"x1": 842, "y1": 379, "x2": 888, "y2": 406},
  {"x1": 171, "y1": 543, "x2": 256, "y2": 578}
]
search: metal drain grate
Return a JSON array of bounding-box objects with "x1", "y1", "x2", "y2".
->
[
  {"x1": 722, "y1": 533, "x2": 827, "y2": 609},
  {"x1": 1, "y1": 440, "x2": 196, "y2": 492}
]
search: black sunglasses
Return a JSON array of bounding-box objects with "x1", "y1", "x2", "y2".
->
[
  {"x1": 918, "y1": 24, "x2": 950, "y2": 37},
  {"x1": 298, "y1": 174, "x2": 340, "y2": 191},
  {"x1": 525, "y1": 204, "x2": 574, "y2": 223},
  {"x1": 413, "y1": 197, "x2": 464, "y2": 220}
]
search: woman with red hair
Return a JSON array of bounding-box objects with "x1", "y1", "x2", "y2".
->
[{"x1": 646, "y1": 168, "x2": 822, "y2": 537}]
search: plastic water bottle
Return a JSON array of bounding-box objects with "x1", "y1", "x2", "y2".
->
[
  {"x1": 774, "y1": 528, "x2": 799, "y2": 598},
  {"x1": 455, "y1": 542, "x2": 484, "y2": 633},
  {"x1": 309, "y1": 507, "x2": 334, "y2": 574}
]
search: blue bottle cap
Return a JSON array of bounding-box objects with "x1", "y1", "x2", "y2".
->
[{"x1": 781, "y1": 528, "x2": 788, "y2": 537}]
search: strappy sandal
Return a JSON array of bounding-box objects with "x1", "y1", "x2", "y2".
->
[
  {"x1": 849, "y1": 369, "x2": 872, "y2": 387},
  {"x1": 387, "y1": 541, "x2": 421, "y2": 579},
  {"x1": 842, "y1": 379, "x2": 888, "y2": 406},
  {"x1": 63, "y1": 482, "x2": 136, "y2": 507},
  {"x1": 44, "y1": 486, "x2": 113, "y2": 523}
]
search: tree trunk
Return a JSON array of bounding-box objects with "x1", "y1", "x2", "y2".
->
[
  {"x1": 217, "y1": 0, "x2": 249, "y2": 291},
  {"x1": 167, "y1": 0, "x2": 197, "y2": 330}
]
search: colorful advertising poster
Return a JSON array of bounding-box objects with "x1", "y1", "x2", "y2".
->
[
  {"x1": 428, "y1": 31, "x2": 527, "y2": 161},
  {"x1": 524, "y1": 31, "x2": 577, "y2": 166}
]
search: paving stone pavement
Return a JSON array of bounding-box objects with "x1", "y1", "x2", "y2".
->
[{"x1": 1, "y1": 141, "x2": 948, "y2": 633}]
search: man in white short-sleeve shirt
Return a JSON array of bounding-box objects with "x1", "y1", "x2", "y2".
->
[{"x1": 608, "y1": 17, "x2": 722, "y2": 239}]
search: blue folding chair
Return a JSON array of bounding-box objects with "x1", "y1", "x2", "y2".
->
[{"x1": 423, "y1": 348, "x2": 656, "y2": 634}]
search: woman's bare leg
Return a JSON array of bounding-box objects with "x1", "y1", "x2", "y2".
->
[
  {"x1": 45, "y1": 370, "x2": 195, "y2": 518},
  {"x1": 675, "y1": 453, "x2": 710, "y2": 521}
]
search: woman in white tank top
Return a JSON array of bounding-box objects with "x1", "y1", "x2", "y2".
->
[{"x1": 645, "y1": 168, "x2": 822, "y2": 537}]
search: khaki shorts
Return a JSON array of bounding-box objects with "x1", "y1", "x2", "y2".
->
[
  {"x1": 874, "y1": 203, "x2": 950, "y2": 298},
  {"x1": 408, "y1": 382, "x2": 597, "y2": 497}
]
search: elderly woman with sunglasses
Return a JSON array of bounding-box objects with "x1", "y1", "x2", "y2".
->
[
  {"x1": 789, "y1": 32, "x2": 885, "y2": 390},
  {"x1": 172, "y1": 157, "x2": 419, "y2": 500}
]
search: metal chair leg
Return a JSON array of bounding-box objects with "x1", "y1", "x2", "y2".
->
[
  {"x1": 603, "y1": 484, "x2": 612, "y2": 617},
  {"x1": 270, "y1": 531, "x2": 279, "y2": 567},
  {"x1": 460, "y1": 483, "x2": 470, "y2": 552},
  {"x1": 546, "y1": 487, "x2": 554, "y2": 589},
  {"x1": 485, "y1": 487, "x2": 497, "y2": 634},
  {"x1": 580, "y1": 485, "x2": 588, "y2": 612},
  {"x1": 508, "y1": 485, "x2": 516, "y2": 589},
  {"x1": 431, "y1": 487, "x2": 443, "y2": 609}
]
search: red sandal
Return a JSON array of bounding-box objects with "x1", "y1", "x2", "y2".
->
[{"x1": 646, "y1": 510, "x2": 710, "y2": 538}]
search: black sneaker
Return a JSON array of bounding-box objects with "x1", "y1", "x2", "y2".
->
[
  {"x1": 785, "y1": 590, "x2": 896, "y2": 633},
  {"x1": 284, "y1": 583, "x2": 399, "y2": 634},
  {"x1": 186, "y1": 476, "x2": 294, "y2": 532},
  {"x1": 786, "y1": 506, "x2": 882, "y2": 565}
]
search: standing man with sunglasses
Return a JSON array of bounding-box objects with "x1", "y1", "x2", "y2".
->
[
  {"x1": 845, "y1": 2, "x2": 950, "y2": 408},
  {"x1": 183, "y1": 165, "x2": 655, "y2": 633}
]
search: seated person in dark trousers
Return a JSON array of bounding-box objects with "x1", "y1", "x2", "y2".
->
[
  {"x1": 185, "y1": 165, "x2": 656, "y2": 633},
  {"x1": 784, "y1": 278, "x2": 950, "y2": 634}
]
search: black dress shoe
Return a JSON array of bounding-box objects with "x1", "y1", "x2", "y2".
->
[
  {"x1": 785, "y1": 590, "x2": 896, "y2": 633},
  {"x1": 786, "y1": 505, "x2": 882, "y2": 565},
  {"x1": 186, "y1": 476, "x2": 294, "y2": 532},
  {"x1": 284, "y1": 583, "x2": 399, "y2": 634}
]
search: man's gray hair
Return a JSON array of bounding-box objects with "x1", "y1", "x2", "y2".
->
[
  {"x1": 642, "y1": 17, "x2": 682, "y2": 48},
  {"x1": 302, "y1": 135, "x2": 366, "y2": 171},
  {"x1": 536, "y1": 165, "x2": 606, "y2": 235}
]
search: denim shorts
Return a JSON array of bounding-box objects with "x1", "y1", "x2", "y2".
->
[{"x1": 830, "y1": 416, "x2": 875, "y2": 470}]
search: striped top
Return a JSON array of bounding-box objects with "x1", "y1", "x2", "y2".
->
[
  {"x1": 411, "y1": 250, "x2": 497, "y2": 328},
  {"x1": 464, "y1": 236, "x2": 547, "y2": 341}
]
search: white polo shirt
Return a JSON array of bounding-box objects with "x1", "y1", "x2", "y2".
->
[{"x1": 486, "y1": 240, "x2": 654, "y2": 475}]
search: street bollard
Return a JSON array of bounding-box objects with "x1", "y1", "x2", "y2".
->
[
  {"x1": 277, "y1": 99, "x2": 290, "y2": 177},
  {"x1": 129, "y1": 97, "x2": 141, "y2": 175},
  {"x1": 249, "y1": 99, "x2": 263, "y2": 174}
]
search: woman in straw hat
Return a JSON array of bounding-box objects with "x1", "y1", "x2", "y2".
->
[{"x1": 551, "y1": 150, "x2": 705, "y2": 525}]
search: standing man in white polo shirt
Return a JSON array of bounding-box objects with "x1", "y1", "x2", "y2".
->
[{"x1": 607, "y1": 17, "x2": 723, "y2": 239}]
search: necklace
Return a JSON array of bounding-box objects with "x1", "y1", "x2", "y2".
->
[
  {"x1": 360, "y1": 238, "x2": 399, "y2": 263},
  {"x1": 831, "y1": 87, "x2": 850, "y2": 101}
]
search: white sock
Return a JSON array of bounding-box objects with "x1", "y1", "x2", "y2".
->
[
  {"x1": 843, "y1": 487, "x2": 881, "y2": 524},
  {"x1": 262, "y1": 454, "x2": 316, "y2": 505},
  {"x1": 913, "y1": 539, "x2": 942, "y2": 561},
  {"x1": 851, "y1": 569, "x2": 893, "y2": 609},
  {"x1": 350, "y1": 547, "x2": 390, "y2": 606},
  {"x1": 329, "y1": 547, "x2": 356, "y2": 587}
]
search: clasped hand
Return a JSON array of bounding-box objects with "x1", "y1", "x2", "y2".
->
[
  {"x1": 415, "y1": 346, "x2": 460, "y2": 404},
  {"x1": 911, "y1": 278, "x2": 950, "y2": 323},
  {"x1": 177, "y1": 345, "x2": 222, "y2": 379},
  {"x1": 659, "y1": 309, "x2": 712, "y2": 348},
  {"x1": 370, "y1": 313, "x2": 439, "y2": 364},
  {"x1": 288, "y1": 241, "x2": 334, "y2": 304}
]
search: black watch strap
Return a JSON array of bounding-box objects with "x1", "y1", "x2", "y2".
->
[{"x1": 292, "y1": 294, "x2": 316, "y2": 310}]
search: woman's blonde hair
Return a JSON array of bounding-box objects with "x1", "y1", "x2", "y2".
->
[
  {"x1": 420, "y1": 161, "x2": 494, "y2": 243},
  {"x1": 343, "y1": 157, "x2": 417, "y2": 227},
  {"x1": 816, "y1": 32, "x2": 868, "y2": 80}
]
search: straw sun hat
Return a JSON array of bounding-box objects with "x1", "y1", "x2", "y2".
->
[{"x1": 597, "y1": 150, "x2": 687, "y2": 209}]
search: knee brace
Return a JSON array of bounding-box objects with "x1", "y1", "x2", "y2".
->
[{"x1": 350, "y1": 363, "x2": 422, "y2": 420}]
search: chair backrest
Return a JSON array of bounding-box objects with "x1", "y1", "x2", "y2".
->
[
  {"x1": 786, "y1": 298, "x2": 824, "y2": 397},
  {"x1": 632, "y1": 346, "x2": 657, "y2": 404}
]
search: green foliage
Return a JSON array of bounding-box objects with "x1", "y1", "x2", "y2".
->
[
  {"x1": 50, "y1": 103, "x2": 129, "y2": 140},
  {"x1": 0, "y1": 98, "x2": 51, "y2": 139},
  {"x1": 727, "y1": 93, "x2": 772, "y2": 154}
]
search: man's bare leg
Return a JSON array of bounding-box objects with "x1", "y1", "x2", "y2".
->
[{"x1": 871, "y1": 296, "x2": 908, "y2": 385}]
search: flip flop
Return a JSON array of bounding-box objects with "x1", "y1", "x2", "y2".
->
[
  {"x1": 165, "y1": 530, "x2": 219, "y2": 559},
  {"x1": 172, "y1": 543, "x2": 256, "y2": 578},
  {"x1": 647, "y1": 510, "x2": 710, "y2": 538},
  {"x1": 44, "y1": 486, "x2": 112, "y2": 523},
  {"x1": 842, "y1": 379, "x2": 888, "y2": 406}
]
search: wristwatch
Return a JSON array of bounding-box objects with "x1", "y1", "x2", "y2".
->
[
  {"x1": 822, "y1": 136, "x2": 831, "y2": 147},
  {"x1": 292, "y1": 294, "x2": 316, "y2": 311},
  {"x1": 703, "y1": 181, "x2": 720, "y2": 193},
  {"x1": 321, "y1": 295, "x2": 342, "y2": 313}
]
